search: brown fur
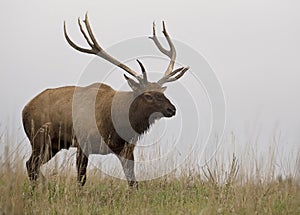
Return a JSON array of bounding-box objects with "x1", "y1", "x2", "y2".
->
[{"x1": 23, "y1": 82, "x2": 176, "y2": 187}]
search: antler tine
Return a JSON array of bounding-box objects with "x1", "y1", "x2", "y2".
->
[
  {"x1": 157, "y1": 66, "x2": 190, "y2": 85},
  {"x1": 82, "y1": 13, "x2": 103, "y2": 52},
  {"x1": 166, "y1": 66, "x2": 189, "y2": 83},
  {"x1": 149, "y1": 21, "x2": 176, "y2": 76},
  {"x1": 64, "y1": 13, "x2": 139, "y2": 78},
  {"x1": 136, "y1": 59, "x2": 148, "y2": 84},
  {"x1": 149, "y1": 22, "x2": 169, "y2": 56},
  {"x1": 64, "y1": 21, "x2": 94, "y2": 54},
  {"x1": 77, "y1": 17, "x2": 94, "y2": 48}
]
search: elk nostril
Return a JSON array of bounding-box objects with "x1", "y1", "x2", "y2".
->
[{"x1": 167, "y1": 107, "x2": 176, "y2": 115}]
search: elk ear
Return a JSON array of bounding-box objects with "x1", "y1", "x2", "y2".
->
[
  {"x1": 160, "y1": 86, "x2": 167, "y2": 92},
  {"x1": 124, "y1": 74, "x2": 140, "y2": 91}
]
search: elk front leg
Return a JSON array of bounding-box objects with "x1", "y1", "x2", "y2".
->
[
  {"x1": 76, "y1": 146, "x2": 89, "y2": 186},
  {"x1": 118, "y1": 143, "x2": 138, "y2": 188}
]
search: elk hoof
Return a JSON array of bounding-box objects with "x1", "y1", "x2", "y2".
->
[{"x1": 129, "y1": 181, "x2": 139, "y2": 189}]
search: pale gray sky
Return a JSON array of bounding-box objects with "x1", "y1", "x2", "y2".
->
[{"x1": 0, "y1": 0, "x2": 299, "y2": 176}]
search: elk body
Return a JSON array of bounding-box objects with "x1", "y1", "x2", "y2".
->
[{"x1": 22, "y1": 14, "x2": 189, "y2": 187}]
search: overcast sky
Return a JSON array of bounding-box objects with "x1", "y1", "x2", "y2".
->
[{"x1": 0, "y1": 1, "x2": 299, "y2": 175}]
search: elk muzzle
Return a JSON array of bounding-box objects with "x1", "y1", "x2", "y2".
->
[{"x1": 164, "y1": 103, "x2": 176, "y2": 117}]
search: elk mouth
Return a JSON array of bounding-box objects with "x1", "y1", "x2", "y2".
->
[{"x1": 148, "y1": 106, "x2": 176, "y2": 123}]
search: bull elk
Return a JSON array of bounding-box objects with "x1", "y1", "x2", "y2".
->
[{"x1": 22, "y1": 13, "x2": 189, "y2": 187}]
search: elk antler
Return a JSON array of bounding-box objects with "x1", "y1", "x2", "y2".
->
[
  {"x1": 149, "y1": 21, "x2": 189, "y2": 86},
  {"x1": 64, "y1": 14, "x2": 189, "y2": 91},
  {"x1": 64, "y1": 13, "x2": 146, "y2": 85}
]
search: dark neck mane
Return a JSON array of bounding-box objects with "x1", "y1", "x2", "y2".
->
[
  {"x1": 110, "y1": 91, "x2": 157, "y2": 143},
  {"x1": 129, "y1": 102, "x2": 154, "y2": 135}
]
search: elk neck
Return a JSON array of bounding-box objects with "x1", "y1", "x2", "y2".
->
[
  {"x1": 110, "y1": 91, "x2": 157, "y2": 137},
  {"x1": 129, "y1": 92, "x2": 159, "y2": 135}
]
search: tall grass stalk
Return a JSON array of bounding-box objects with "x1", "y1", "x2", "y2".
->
[{"x1": 0, "y1": 132, "x2": 299, "y2": 214}]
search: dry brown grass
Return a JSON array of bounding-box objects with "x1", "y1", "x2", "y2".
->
[
  {"x1": 0, "y1": 126, "x2": 299, "y2": 214},
  {"x1": 0, "y1": 149, "x2": 299, "y2": 215}
]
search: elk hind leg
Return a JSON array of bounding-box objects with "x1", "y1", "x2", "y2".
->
[
  {"x1": 26, "y1": 124, "x2": 55, "y2": 181},
  {"x1": 26, "y1": 149, "x2": 43, "y2": 181}
]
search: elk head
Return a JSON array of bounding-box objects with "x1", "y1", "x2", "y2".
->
[{"x1": 63, "y1": 13, "x2": 189, "y2": 124}]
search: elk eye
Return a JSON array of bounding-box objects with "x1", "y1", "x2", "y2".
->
[{"x1": 144, "y1": 94, "x2": 153, "y2": 101}]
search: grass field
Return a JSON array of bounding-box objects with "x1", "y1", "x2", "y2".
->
[{"x1": 0, "y1": 150, "x2": 299, "y2": 215}]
